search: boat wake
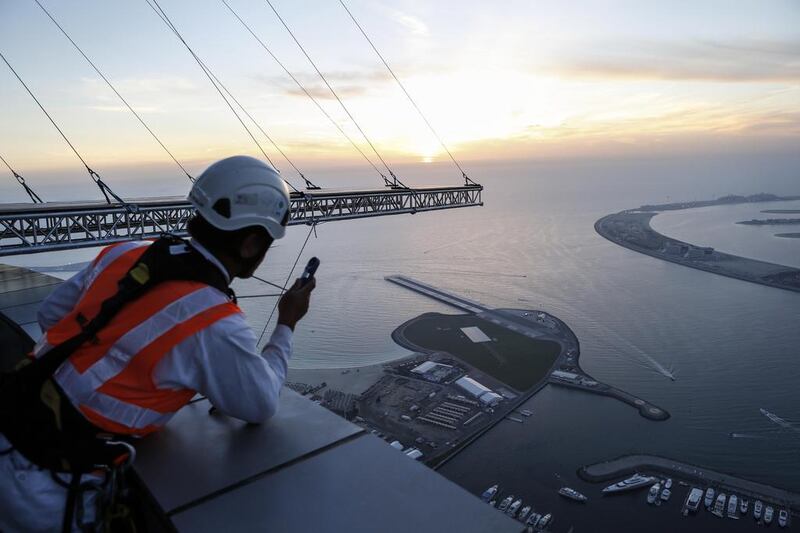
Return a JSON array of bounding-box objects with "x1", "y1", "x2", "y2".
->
[{"x1": 760, "y1": 408, "x2": 800, "y2": 436}]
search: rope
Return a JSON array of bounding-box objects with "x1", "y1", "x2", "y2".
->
[
  {"x1": 142, "y1": 0, "x2": 314, "y2": 193},
  {"x1": 0, "y1": 50, "x2": 131, "y2": 208},
  {"x1": 338, "y1": 0, "x2": 477, "y2": 186},
  {"x1": 33, "y1": 0, "x2": 194, "y2": 183},
  {"x1": 0, "y1": 153, "x2": 44, "y2": 203},
  {"x1": 219, "y1": 0, "x2": 391, "y2": 187},
  {"x1": 256, "y1": 221, "x2": 316, "y2": 347},
  {"x1": 264, "y1": 0, "x2": 408, "y2": 189}
]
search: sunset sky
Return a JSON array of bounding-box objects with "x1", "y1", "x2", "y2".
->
[{"x1": 1, "y1": 0, "x2": 798, "y2": 185}]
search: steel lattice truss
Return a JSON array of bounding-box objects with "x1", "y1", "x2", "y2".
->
[{"x1": 0, "y1": 185, "x2": 482, "y2": 256}]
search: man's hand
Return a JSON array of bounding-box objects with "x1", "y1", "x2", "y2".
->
[{"x1": 277, "y1": 278, "x2": 316, "y2": 331}]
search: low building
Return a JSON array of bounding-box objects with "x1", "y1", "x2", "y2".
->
[
  {"x1": 404, "y1": 448, "x2": 423, "y2": 460},
  {"x1": 389, "y1": 440, "x2": 403, "y2": 451},
  {"x1": 455, "y1": 376, "x2": 502, "y2": 407},
  {"x1": 551, "y1": 370, "x2": 580, "y2": 382},
  {"x1": 410, "y1": 361, "x2": 459, "y2": 383}
]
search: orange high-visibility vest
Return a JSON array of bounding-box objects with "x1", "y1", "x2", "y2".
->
[{"x1": 35, "y1": 240, "x2": 240, "y2": 436}]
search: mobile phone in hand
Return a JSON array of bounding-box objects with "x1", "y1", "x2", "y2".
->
[{"x1": 300, "y1": 257, "x2": 320, "y2": 287}]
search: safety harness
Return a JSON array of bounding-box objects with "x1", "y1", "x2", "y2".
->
[{"x1": 0, "y1": 235, "x2": 233, "y2": 531}]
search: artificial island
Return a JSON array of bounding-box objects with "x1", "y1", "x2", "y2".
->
[
  {"x1": 595, "y1": 194, "x2": 800, "y2": 293},
  {"x1": 288, "y1": 275, "x2": 669, "y2": 468}
]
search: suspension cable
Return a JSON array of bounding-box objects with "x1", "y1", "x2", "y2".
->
[
  {"x1": 256, "y1": 221, "x2": 317, "y2": 347},
  {"x1": 338, "y1": 0, "x2": 476, "y2": 186},
  {"x1": 264, "y1": 0, "x2": 408, "y2": 189},
  {"x1": 143, "y1": 0, "x2": 316, "y2": 193},
  {"x1": 0, "y1": 153, "x2": 43, "y2": 203},
  {"x1": 0, "y1": 50, "x2": 131, "y2": 207},
  {"x1": 32, "y1": 0, "x2": 195, "y2": 183},
  {"x1": 219, "y1": 0, "x2": 391, "y2": 188}
]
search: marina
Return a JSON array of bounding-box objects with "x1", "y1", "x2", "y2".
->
[{"x1": 580, "y1": 454, "x2": 800, "y2": 515}]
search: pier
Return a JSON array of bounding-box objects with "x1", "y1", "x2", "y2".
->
[
  {"x1": 580, "y1": 454, "x2": 800, "y2": 512},
  {"x1": 386, "y1": 275, "x2": 488, "y2": 314},
  {"x1": 549, "y1": 375, "x2": 670, "y2": 421}
]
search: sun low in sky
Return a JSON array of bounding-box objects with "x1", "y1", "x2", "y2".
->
[{"x1": 0, "y1": 0, "x2": 798, "y2": 184}]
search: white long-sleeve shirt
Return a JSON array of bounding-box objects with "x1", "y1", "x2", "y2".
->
[{"x1": 36, "y1": 240, "x2": 292, "y2": 424}]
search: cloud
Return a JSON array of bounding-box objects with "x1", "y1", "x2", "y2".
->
[
  {"x1": 390, "y1": 10, "x2": 428, "y2": 35},
  {"x1": 548, "y1": 39, "x2": 800, "y2": 82},
  {"x1": 253, "y1": 68, "x2": 393, "y2": 100}
]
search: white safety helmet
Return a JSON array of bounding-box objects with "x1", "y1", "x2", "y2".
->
[{"x1": 188, "y1": 156, "x2": 291, "y2": 239}]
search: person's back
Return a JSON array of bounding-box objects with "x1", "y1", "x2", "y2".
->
[{"x1": 0, "y1": 156, "x2": 315, "y2": 532}]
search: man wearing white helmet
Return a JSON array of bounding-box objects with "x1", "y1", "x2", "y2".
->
[{"x1": 0, "y1": 156, "x2": 315, "y2": 532}]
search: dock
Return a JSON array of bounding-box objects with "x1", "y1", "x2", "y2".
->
[
  {"x1": 386, "y1": 275, "x2": 488, "y2": 314},
  {"x1": 579, "y1": 454, "x2": 800, "y2": 512}
]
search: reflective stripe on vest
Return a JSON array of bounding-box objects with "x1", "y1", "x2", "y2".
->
[{"x1": 39, "y1": 240, "x2": 240, "y2": 436}]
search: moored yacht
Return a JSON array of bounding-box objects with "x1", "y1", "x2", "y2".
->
[
  {"x1": 518, "y1": 505, "x2": 531, "y2": 522},
  {"x1": 765, "y1": 506, "x2": 774, "y2": 525},
  {"x1": 727, "y1": 494, "x2": 739, "y2": 518},
  {"x1": 740, "y1": 498, "x2": 749, "y2": 515},
  {"x1": 558, "y1": 487, "x2": 588, "y2": 502},
  {"x1": 704, "y1": 487, "x2": 715, "y2": 508},
  {"x1": 481, "y1": 484, "x2": 499, "y2": 502},
  {"x1": 647, "y1": 483, "x2": 661, "y2": 505},
  {"x1": 779, "y1": 509, "x2": 788, "y2": 528},
  {"x1": 712, "y1": 493, "x2": 726, "y2": 518},
  {"x1": 602, "y1": 473, "x2": 658, "y2": 494},
  {"x1": 507, "y1": 499, "x2": 522, "y2": 518},
  {"x1": 498, "y1": 495, "x2": 513, "y2": 512},
  {"x1": 685, "y1": 488, "x2": 703, "y2": 513},
  {"x1": 754, "y1": 500, "x2": 763, "y2": 520}
]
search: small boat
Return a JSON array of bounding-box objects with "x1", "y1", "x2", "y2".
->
[
  {"x1": 507, "y1": 499, "x2": 522, "y2": 517},
  {"x1": 526, "y1": 513, "x2": 541, "y2": 526},
  {"x1": 740, "y1": 498, "x2": 749, "y2": 515},
  {"x1": 704, "y1": 487, "x2": 715, "y2": 508},
  {"x1": 488, "y1": 500, "x2": 496, "y2": 508},
  {"x1": 518, "y1": 505, "x2": 531, "y2": 522},
  {"x1": 765, "y1": 506, "x2": 774, "y2": 525},
  {"x1": 498, "y1": 495, "x2": 513, "y2": 512},
  {"x1": 660, "y1": 487, "x2": 671, "y2": 502},
  {"x1": 754, "y1": 500, "x2": 763, "y2": 520},
  {"x1": 727, "y1": 494, "x2": 739, "y2": 518},
  {"x1": 779, "y1": 509, "x2": 788, "y2": 528},
  {"x1": 713, "y1": 493, "x2": 726, "y2": 518},
  {"x1": 536, "y1": 513, "x2": 552, "y2": 530},
  {"x1": 481, "y1": 484, "x2": 499, "y2": 502},
  {"x1": 664, "y1": 478, "x2": 673, "y2": 489},
  {"x1": 558, "y1": 487, "x2": 587, "y2": 502},
  {"x1": 647, "y1": 483, "x2": 661, "y2": 505},
  {"x1": 603, "y1": 473, "x2": 658, "y2": 494},
  {"x1": 685, "y1": 488, "x2": 703, "y2": 513}
]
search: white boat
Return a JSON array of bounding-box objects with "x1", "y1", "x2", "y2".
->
[
  {"x1": 558, "y1": 487, "x2": 587, "y2": 502},
  {"x1": 536, "y1": 513, "x2": 552, "y2": 530},
  {"x1": 713, "y1": 493, "x2": 726, "y2": 518},
  {"x1": 481, "y1": 484, "x2": 499, "y2": 502},
  {"x1": 765, "y1": 506, "x2": 774, "y2": 525},
  {"x1": 647, "y1": 483, "x2": 661, "y2": 504},
  {"x1": 779, "y1": 509, "x2": 788, "y2": 528},
  {"x1": 754, "y1": 500, "x2": 763, "y2": 520},
  {"x1": 740, "y1": 499, "x2": 748, "y2": 515},
  {"x1": 704, "y1": 487, "x2": 715, "y2": 508},
  {"x1": 685, "y1": 488, "x2": 703, "y2": 513},
  {"x1": 602, "y1": 473, "x2": 658, "y2": 494},
  {"x1": 660, "y1": 487, "x2": 671, "y2": 502},
  {"x1": 507, "y1": 499, "x2": 523, "y2": 517},
  {"x1": 498, "y1": 495, "x2": 513, "y2": 512},
  {"x1": 664, "y1": 478, "x2": 673, "y2": 489},
  {"x1": 526, "y1": 513, "x2": 541, "y2": 526},
  {"x1": 727, "y1": 494, "x2": 738, "y2": 518},
  {"x1": 518, "y1": 505, "x2": 531, "y2": 522}
]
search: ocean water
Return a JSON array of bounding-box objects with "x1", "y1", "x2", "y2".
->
[{"x1": 5, "y1": 153, "x2": 800, "y2": 530}]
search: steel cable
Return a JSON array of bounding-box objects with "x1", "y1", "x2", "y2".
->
[
  {"x1": 0, "y1": 50, "x2": 130, "y2": 207},
  {"x1": 0, "y1": 153, "x2": 43, "y2": 203},
  {"x1": 338, "y1": 0, "x2": 476, "y2": 186}
]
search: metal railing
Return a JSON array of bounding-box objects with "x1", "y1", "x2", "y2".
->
[{"x1": 0, "y1": 185, "x2": 482, "y2": 256}]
